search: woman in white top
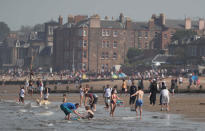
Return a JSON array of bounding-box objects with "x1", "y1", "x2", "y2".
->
[{"x1": 160, "y1": 83, "x2": 170, "y2": 111}]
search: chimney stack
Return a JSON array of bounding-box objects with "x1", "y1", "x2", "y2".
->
[
  {"x1": 185, "y1": 18, "x2": 191, "y2": 30},
  {"x1": 58, "y1": 15, "x2": 63, "y2": 25},
  {"x1": 160, "y1": 13, "x2": 166, "y2": 25},
  {"x1": 199, "y1": 19, "x2": 205, "y2": 30},
  {"x1": 125, "y1": 17, "x2": 132, "y2": 30},
  {"x1": 68, "y1": 15, "x2": 74, "y2": 23},
  {"x1": 89, "y1": 14, "x2": 101, "y2": 28},
  {"x1": 148, "y1": 18, "x2": 155, "y2": 30}
]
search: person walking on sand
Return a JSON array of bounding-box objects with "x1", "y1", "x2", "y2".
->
[
  {"x1": 129, "y1": 81, "x2": 137, "y2": 110},
  {"x1": 121, "y1": 79, "x2": 127, "y2": 96},
  {"x1": 131, "y1": 86, "x2": 144, "y2": 118},
  {"x1": 19, "y1": 86, "x2": 25, "y2": 104},
  {"x1": 103, "y1": 84, "x2": 112, "y2": 109},
  {"x1": 160, "y1": 83, "x2": 170, "y2": 111},
  {"x1": 110, "y1": 90, "x2": 122, "y2": 117},
  {"x1": 149, "y1": 79, "x2": 157, "y2": 106},
  {"x1": 60, "y1": 103, "x2": 83, "y2": 120}
]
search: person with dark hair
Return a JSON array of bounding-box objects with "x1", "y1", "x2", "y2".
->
[
  {"x1": 103, "y1": 84, "x2": 112, "y2": 109},
  {"x1": 149, "y1": 79, "x2": 158, "y2": 106},
  {"x1": 83, "y1": 106, "x2": 94, "y2": 120},
  {"x1": 19, "y1": 86, "x2": 25, "y2": 104},
  {"x1": 85, "y1": 93, "x2": 98, "y2": 111},
  {"x1": 60, "y1": 103, "x2": 83, "y2": 120},
  {"x1": 131, "y1": 86, "x2": 144, "y2": 118},
  {"x1": 160, "y1": 83, "x2": 170, "y2": 111},
  {"x1": 121, "y1": 79, "x2": 127, "y2": 95},
  {"x1": 110, "y1": 89, "x2": 122, "y2": 117},
  {"x1": 129, "y1": 81, "x2": 137, "y2": 110}
]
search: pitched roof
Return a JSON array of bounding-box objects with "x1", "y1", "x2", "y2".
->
[
  {"x1": 165, "y1": 19, "x2": 199, "y2": 29},
  {"x1": 100, "y1": 20, "x2": 124, "y2": 29}
]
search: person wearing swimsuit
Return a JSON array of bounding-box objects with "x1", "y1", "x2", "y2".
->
[
  {"x1": 110, "y1": 90, "x2": 122, "y2": 117},
  {"x1": 131, "y1": 86, "x2": 144, "y2": 118}
]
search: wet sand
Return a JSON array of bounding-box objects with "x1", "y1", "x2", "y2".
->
[{"x1": 1, "y1": 78, "x2": 205, "y2": 122}]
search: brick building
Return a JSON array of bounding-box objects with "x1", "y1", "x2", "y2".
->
[{"x1": 53, "y1": 13, "x2": 205, "y2": 72}]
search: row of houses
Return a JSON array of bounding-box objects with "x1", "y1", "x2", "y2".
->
[
  {"x1": 53, "y1": 13, "x2": 205, "y2": 73},
  {"x1": 1, "y1": 13, "x2": 205, "y2": 72}
]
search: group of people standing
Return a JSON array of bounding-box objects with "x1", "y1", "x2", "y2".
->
[{"x1": 18, "y1": 78, "x2": 50, "y2": 104}]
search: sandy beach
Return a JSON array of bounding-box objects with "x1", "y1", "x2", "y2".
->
[{"x1": 0, "y1": 78, "x2": 205, "y2": 122}]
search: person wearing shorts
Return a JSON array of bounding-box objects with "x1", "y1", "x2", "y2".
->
[
  {"x1": 85, "y1": 93, "x2": 98, "y2": 111},
  {"x1": 104, "y1": 85, "x2": 112, "y2": 109},
  {"x1": 60, "y1": 103, "x2": 83, "y2": 120},
  {"x1": 131, "y1": 86, "x2": 144, "y2": 118}
]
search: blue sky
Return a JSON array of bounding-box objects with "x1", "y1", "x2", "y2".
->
[{"x1": 0, "y1": 0, "x2": 204, "y2": 30}]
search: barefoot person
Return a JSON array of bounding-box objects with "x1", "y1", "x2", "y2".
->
[
  {"x1": 121, "y1": 79, "x2": 127, "y2": 96},
  {"x1": 79, "y1": 85, "x2": 84, "y2": 107},
  {"x1": 19, "y1": 86, "x2": 25, "y2": 104},
  {"x1": 85, "y1": 93, "x2": 98, "y2": 111},
  {"x1": 131, "y1": 86, "x2": 144, "y2": 117},
  {"x1": 110, "y1": 90, "x2": 122, "y2": 117},
  {"x1": 60, "y1": 103, "x2": 83, "y2": 120},
  {"x1": 129, "y1": 81, "x2": 137, "y2": 110},
  {"x1": 83, "y1": 106, "x2": 94, "y2": 120},
  {"x1": 62, "y1": 93, "x2": 67, "y2": 103},
  {"x1": 160, "y1": 83, "x2": 170, "y2": 111},
  {"x1": 103, "y1": 84, "x2": 112, "y2": 109}
]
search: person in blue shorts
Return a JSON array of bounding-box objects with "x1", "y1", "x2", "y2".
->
[
  {"x1": 60, "y1": 102, "x2": 83, "y2": 120},
  {"x1": 131, "y1": 86, "x2": 144, "y2": 117}
]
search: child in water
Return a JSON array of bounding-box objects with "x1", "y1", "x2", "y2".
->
[
  {"x1": 83, "y1": 106, "x2": 94, "y2": 120},
  {"x1": 19, "y1": 86, "x2": 25, "y2": 104},
  {"x1": 63, "y1": 93, "x2": 67, "y2": 103}
]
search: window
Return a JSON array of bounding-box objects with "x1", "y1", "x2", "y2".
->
[
  {"x1": 138, "y1": 43, "x2": 141, "y2": 49},
  {"x1": 102, "y1": 40, "x2": 109, "y2": 48},
  {"x1": 79, "y1": 40, "x2": 83, "y2": 47},
  {"x1": 164, "y1": 34, "x2": 167, "y2": 39},
  {"x1": 138, "y1": 32, "x2": 142, "y2": 38},
  {"x1": 83, "y1": 40, "x2": 87, "y2": 47},
  {"x1": 155, "y1": 32, "x2": 158, "y2": 37},
  {"x1": 113, "y1": 52, "x2": 117, "y2": 59},
  {"x1": 105, "y1": 52, "x2": 109, "y2": 59},
  {"x1": 83, "y1": 51, "x2": 87, "y2": 58},
  {"x1": 113, "y1": 41, "x2": 117, "y2": 48},
  {"x1": 113, "y1": 31, "x2": 118, "y2": 37},
  {"x1": 102, "y1": 29, "x2": 106, "y2": 36},
  {"x1": 83, "y1": 63, "x2": 86, "y2": 70},
  {"x1": 83, "y1": 30, "x2": 87, "y2": 36},
  {"x1": 145, "y1": 32, "x2": 148, "y2": 38},
  {"x1": 101, "y1": 52, "x2": 105, "y2": 59},
  {"x1": 102, "y1": 41, "x2": 105, "y2": 48},
  {"x1": 106, "y1": 30, "x2": 110, "y2": 36},
  {"x1": 48, "y1": 26, "x2": 53, "y2": 35},
  {"x1": 145, "y1": 42, "x2": 149, "y2": 49},
  {"x1": 106, "y1": 41, "x2": 110, "y2": 48}
]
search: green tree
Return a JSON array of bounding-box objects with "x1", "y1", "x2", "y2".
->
[
  {"x1": 0, "y1": 22, "x2": 10, "y2": 41},
  {"x1": 126, "y1": 48, "x2": 142, "y2": 60},
  {"x1": 172, "y1": 30, "x2": 197, "y2": 42}
]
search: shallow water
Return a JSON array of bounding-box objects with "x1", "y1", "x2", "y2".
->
[{"x1": 0, "y1": 100, "x2": 204, "y2": 131}]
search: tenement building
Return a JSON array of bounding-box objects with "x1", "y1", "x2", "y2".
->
[{"x1": 53, "y1": 13, "x2": 205, "y2": 72}]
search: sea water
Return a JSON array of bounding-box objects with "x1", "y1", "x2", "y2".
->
[{"x1": 0, "y1": 100, "x2": 204, "y2": 131}]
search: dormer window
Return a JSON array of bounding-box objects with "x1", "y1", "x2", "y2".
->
[{"x1": 16, "y1": 40, "x2": 20, "y2": 47}]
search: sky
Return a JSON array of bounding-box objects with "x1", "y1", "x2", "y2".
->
[{"x1": 0, "y1": 0, "x2": 204, "y2": 31}]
